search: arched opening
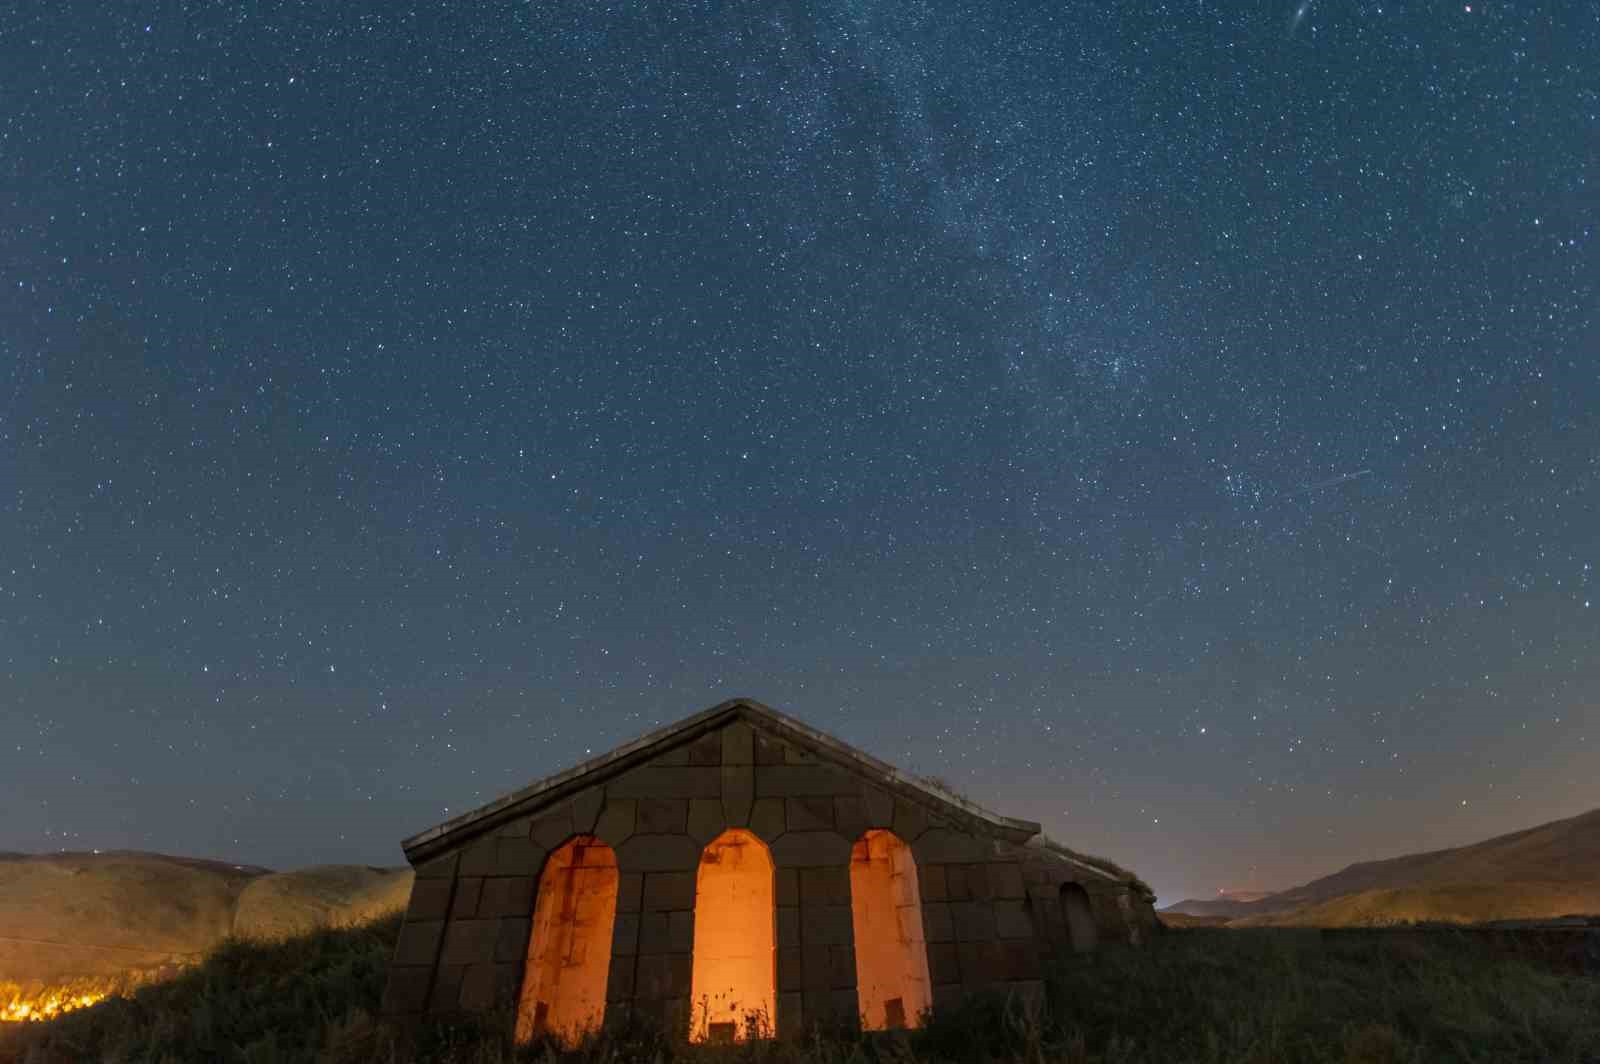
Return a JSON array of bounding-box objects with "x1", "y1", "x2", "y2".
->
[
  {"x1": 848, "y1": 830, "x2": 932, "y2": 1030},
  {"x1": 689, "y1": 828, "x2": 775, "y2": 1042},
  {"x1": 1060, "y1": 882, "x2": 1098, "y2": 954},
  {"x1": 515, "y1": 835, "x2": 618, "y2": 1046}
]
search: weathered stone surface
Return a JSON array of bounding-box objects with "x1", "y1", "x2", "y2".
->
[
  {"x1": 689, "y1": 732, "x2": 722, "y2": 765},
  {"x1": 641, "y1": 870, "x2": 696, "y2": 911},
  {"x1": 572, "y1": 786, "x2": 604, "y2": 833},
  {"x1": 918, "y1": 863, "x2": 948, "y2": 903},
  {"x1": 927, "y1": 941, "x2": 961, "y2": 986},
  {"x1": 755, "y1": 764, "x2": 857, "y2": 797},
  {"x1": 722, "y1": 721, "x2": 754, "y2": 765},
  {"x1": 459, "y1": 835, "x2": 499, "y2": 878},
  {"x1": 530, "y1": 806, "x2": 576, "y2": 850},
  {"x1": 800, "y1": 943, "x2": 831, "y2": 990},
  {"x1": 407, "y1": 878, "x2": 453, "y2": 921},
  {"x1": 827, "y1": 945, "x2": 855, "y2": 990},
  {"x1": 777, "y1": 906, "x2": 800, "y2": 951},
  {"x1": 799, "y1": 904, "x2": 853, "y2": 947},
  {"x1": 612, "y1": 912, "x2": 640, "y2": 955},
  {"x1": 451, "y1": 878, "x2": 483, "y2": 919},
  {"x1": 950, "y1": 901, "x2": 998, "y2": 943},
  {"x1": 771, "y1": 830, "x2": 852, "y2": 868},
  {"x1": 617, "y1": 872, "x2": 642, "y2": 913},
  {"x1": 786, "y1": 796, "x2": 834, "y2": 832},
  {"x1": 494, "y1": 917, "x2": 530, "y2": 963},
  {"x1": 637, "y1": 797, "x2": 689, "y2": 835},
  {"x1": 634, "y1": 952, "x2": 692, "y2": 998},
  {"x1": 957, "y1": 940, "x2": 1002, "y2": 984},
  {"x1": 931, "y1": 982, "x2": 966, "y2": 1012},
  {"x1": 440, "y1": 918, "x2": 499, "y2": 966},
  {"x1": 777, "y1": 991, "x2": 803, "y2": 1037},
  {"x1": 748, "y1": 796, "x2": 786, "y2": 841},
  {"x1": 891, "y1": 799, "x2": 931, "y2": 843},
  {"x1": 775, "y1": 867, "x2": 799, "y2": 907},
  {"x1": 686, "y1": 798, "x2": 725, "y2": 843},
  {"x1": 394, "y1": 919, "x2": 445, "y2": 966},
  {"x1": 429, "y1": 964, "x2": 465, "y2": 1012},
  {"x1": 861, "y1": 785, "x2": 895, "y2": 828},
  {"x1": 653, "y1": 743, "x2": 691, "y2": 766},
  {"x1": 497, "y1": 815, "x2": 532, "y2": 838},
  {"x1": 640, "y1": 910, "x2": 693, "y2": 953},
  {"x1": 922, "y1": 902, "x2": 954, "y2": 943},
  {"x1": 946, "y1": 863, "x2": 988, "y2": 901},
  {"x1": 989, "y1": 862, "x2": 1026, "y2": 899},
  {"x1": 778, "y1": 947, "x2": 804, "y2": 991},
  {"x1": 607, "y1": 766, "x2": 721, "y2": 799},
  {"x1": 594, "y1": 798, "x2": 637, "y2": 847},
  {"x1": 721, "y1": 761, "x2": 755, "y2": 827},
  {"x1": 994, "y1": 899, "x2": 1035, "y2": 940},
  {"x1": 799, "y1": 865, "x2": 850, "y2": 906},
  {"x1": 754, "y1": 730, "x2": 786, "y2": 765},
  {"x1": 382, "y1": 964, "x2": 432, "y2": 1014},
  {"x1": 832, "y1": 795, "x2": 868, "y2": 841},
  {"x1": 494, "y1": 836, "x2": 545, "y2": 877},
  {"x1": 785, "y1": 743, "x2": 819, "y2": 764},
  {"x1": 914, "y1": 829, "x2": 991, "y2": 865},
  {"x1": 607, "y1": 953, "x2": 635, "y2": 1001},
  {"x1": 459, "y1": 963, "x2": 501, "y2": 1010},
  {"x1": 479, "y1": 876, "x2": 534, "y2": 919},
  {"x1": 998, "y1": 939, "x2": 1041, "y2": 980},
  {"x1": 417, "y1": 852, "x2": 458, "y2": 879},
  {"x1": 618, "y1": 833, "x2": 702, "y2": 873}
]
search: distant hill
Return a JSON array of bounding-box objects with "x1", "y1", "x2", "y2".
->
[
  {"x1": 0, "y1": 851, "x2": 411, "y2": 982},
  {"x1": 1162, "y1": 808, "x2": 1600, "y2": 928}
]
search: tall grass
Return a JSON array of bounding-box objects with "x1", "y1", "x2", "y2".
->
[{"x1": 2, "y1": 920, "x2": 1596, "y2": 1063}]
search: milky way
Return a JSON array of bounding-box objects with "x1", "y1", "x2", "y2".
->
[{"x1": 2, "y1": 1, "x2": 1595, "y2": 902}]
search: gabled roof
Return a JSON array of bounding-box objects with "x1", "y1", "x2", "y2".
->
[{"x1": 401, "y1": 697, "x2": 1041, "y2": 863}]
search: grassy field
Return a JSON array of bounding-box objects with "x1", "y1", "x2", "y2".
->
[{"x1": 2, "y1": 917, "x2": 1597, "y2": 1063}]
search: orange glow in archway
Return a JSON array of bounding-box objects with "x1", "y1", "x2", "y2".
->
[
  {"x1": 689, "y1": 829, "x2": 776, "y2": 1041},
  {"x1": 849, "y1": 830, "x2": 932, "y2": 1029},
  {"x1": 515, "y1": 835, "x2": 618, "y2": 1046}
]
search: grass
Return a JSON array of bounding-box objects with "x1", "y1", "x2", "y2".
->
[{"x1": 2, "y1": 920, "x2": 1597, "y2": 1063}]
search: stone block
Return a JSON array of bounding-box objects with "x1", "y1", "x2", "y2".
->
[
  {"x1": 595, "y1": 798, "x2": 637, "y2": 847},
  {"x1": 799, "y1": 904, "x2": 853, "y2": 947},
  {"x1": 639, "y1": 910, "x2": 694, "y2": 954},
  {"x1": 635, "y1": 952, "x2": 692, "y2": 999},
  {"x1": 922, "y1": 902, "x2": 954, "y2": 943},
  {"x1": 998, "y1": 939, "x2": 1042, "y2": 981},
  {"x1": 754, "y1": 730, "x2": 786, "y2": 765},
  {"x1": 832, "y1": 795, "x2": 868, "y2": 841},
  {"x1": 756, "y1": 764, "x2": 856, "y2": 797},
  {"x1": 721, "y1": 762, "x2": 754, "y2": 827},
  {"x1": 495, "y1": 917, "x2": 530, "y2": 963},
  {"x1": 775, "y1": 867, "x2": 799, "y2": 907},
  {"x1": 459, "y1": 963, "x2": 499, "y2": 1010},
  {"x1": 927, "y1": 941, "x2": 961, "y2": 985},
  {"x1": 479, "y1": 876, "x2": 535, "y2": 918},
  {"x1": 800, "y1": 865, "x2": 850, "y2": 907},
  {"x1": 784, "y1": 743, "x2": 817, "y2": 763},
  {"x1": 653, "y1": 743, "x2": 691, "y2": 766},
  {"x1": 416, "y1": 852, "x2": 458, "y2": 879},
  {"x1": 891, "y1": 799, "x2": 931, "y2": 842},
  {"x1": 618, "y1": 833, "x2": 701, "y2": 873},
  {"x1": 861, "y1": 785, "x2": 895, "y2": 828},
  {"x1": 778, "y1": 947, "x2": 805, "y2": 992},
  {"x1": 460, "y1": 835, "x2": 499, "y2": 878},
  {"x1": 778, "y1": 990, "x2": 803, "y2": 1036},
  {"x1": 952, "y1": 902, "x2": 998, "y2": 943},
  {"x1": 995, "y1": 899, "x2": 1035, "y2": 940},
  {"x1": 689, "y1": 732, "x2": 722, "y2": 765},
  {"x1": 451, "y1": 878, "x2": 482, "y2": 919},
  {"x1": 990, "y1": 862, "x2": 1026, "y2": 899},
  {"x1": 382, "y1": 965, "x2": 432, "y2": 1014},
  {"x1": 607, "y1": 953, "x2": 635, "y2": 1001},
  {"x1": 772, "y1": 830, "x2": 852, "y2": 868},
  {"x1": 777, "y1": 906, "x2": 800, "y2": 950},
  {"x1": 687, "y1": 798, "x2": 726, "y2": 842},
  {"x1": 748, "y1": 797, "x2": 786, "y2": 841},
  {"x1": 802, "y1": 988, "x2": 846, "y2": 1025},
  {"x1": 530, "y1": 806, "x2": 575, "y2": 850},
  {"x1": 572, "y1": 786, "x2": 604, "y2": 833},
  {"x1": 722, "y1": 721, "x2": 755, "y2": 764},
  {"x1": 918, "y1": 863, "x2": 948, "y2": 903},
  {"x1": 497, "y1": 815, "x2": 533, "y2": 838},
  {"x1": 637, "y1": 797, "x2": 689, "y2": 834},
  {"x1": 617, "y1": 872, "x2": 642, "y2": 913},
  {"x1": 393, "y1": 919, "x2": 445, "y2": 967},
  {"x1": 786, "y1": 796, "x2": 834, "y2": 832},
  {"x1": 429, "y1": 964, "x2": 465, "y2": 1013},
  {"x1": 494, "y1": 836, "x2": 545, "y2": 877},
  {"x1": 407, "y1": 878, "x2": 453, "y2": 921},
  {"x1": 931, "y1": 982, "x2": 965, "y2": 1013},
  {"x1": 607, "y1": 765, "x2": 721, "y2": 799},
  {"x1": 441, "y1": 918, "x2": 500, "y2": 966},
  {"x1": 612, "y1": 912, "x2": 640, "y2": 955},
  {"x1": 958, "y1": 940, "x2": 1005, "y2": 986},
  {"x1": 827, "y1": 945, "x2": 856, "y2": 989},
  {"x1": 801, "y1": 943, "x2": 831, "y2": 990},
  {"x1": 912, "y1": 828, "x2": 990, "y2": 865},
  {"x1": 641, "y1": 870, "x2": 696, "y2": 911},
  {"x1": 829, "y1": 989, "x2": 859, "y2": 1027}
]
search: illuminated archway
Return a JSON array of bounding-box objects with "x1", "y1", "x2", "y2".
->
[
  {"x1": 848, "y1": 829, "x2": 932, "y2": 1029},
  {"x1": 689, "y1": 829, "x2": 775, "y2": 1041},
  {"x1": 515, "y1": 835, "x2": 618, "y2": 1046},
  {"x1": 1060, "y1": 882, "x2": 1098, "y2": 953}
]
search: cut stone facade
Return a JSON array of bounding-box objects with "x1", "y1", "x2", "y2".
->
[{"x1": 382, "y1": 698, "x2": 1157, "y2": 1039}]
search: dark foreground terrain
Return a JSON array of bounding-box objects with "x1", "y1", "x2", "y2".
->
[{"x1": 3, "y1": 916, "x2": 1597, "y2": 1064}]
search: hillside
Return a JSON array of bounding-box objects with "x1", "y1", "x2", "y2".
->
[{"x1": 1163, "y1": 808, "x2": 1600, "y2": 927}]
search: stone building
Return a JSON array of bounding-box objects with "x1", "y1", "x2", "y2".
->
[{"x1": 381, "y1": 698, "x2": 1156, "y2": 1042}]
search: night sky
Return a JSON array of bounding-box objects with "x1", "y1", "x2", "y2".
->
[{"x1": 3, "y1": 1, "x2": 1596, "y2": 905}]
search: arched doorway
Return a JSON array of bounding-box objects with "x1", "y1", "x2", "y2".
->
[
  {"x1": 848, "y1": 830, "x2": 932, "y2": 1029},
  {"x1": 515, "y1": 835, "x2": 619, "y2": 1045},
  {"x1": 1060, "y1": 882, "x2": 1098, "y2": 953},
  {"x1": 689, "y1": 829, "x2": 775, "y2": 1041}
]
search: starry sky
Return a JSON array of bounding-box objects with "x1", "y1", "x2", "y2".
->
[{"x1": 3, "y1": 1, "x2": 1596, "y2": 905}]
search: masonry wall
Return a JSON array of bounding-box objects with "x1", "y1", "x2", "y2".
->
[{"x1": 382, "y1": 717, "x2": 1140, "y2": 1035}]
